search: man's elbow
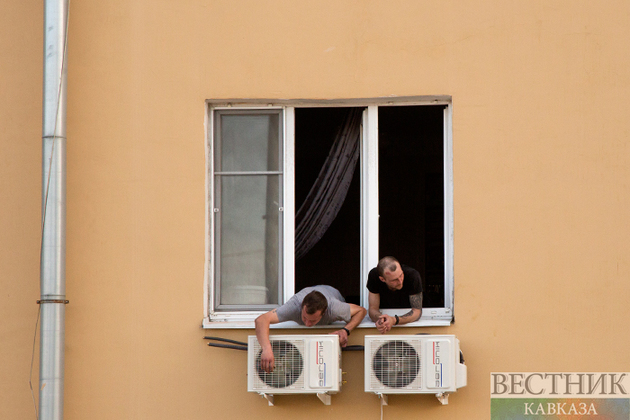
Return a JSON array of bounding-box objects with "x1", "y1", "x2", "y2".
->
[
  {"x1": 414, "y1": 309, "x2": 422, "y2": 321},
  {"x1": 254, "y1": 314, "x2": 267, "y2": 331}
]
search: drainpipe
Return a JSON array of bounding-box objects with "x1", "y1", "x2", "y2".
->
[{"x1": 40, "y1": 0, "x2": 69, "y2": 418}]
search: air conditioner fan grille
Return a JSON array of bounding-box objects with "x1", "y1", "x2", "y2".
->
[
  {"x1": 372, "y1": 340, "x2": 421, "y2": 389},
  {"x1": 255, "y1": 340, "x2": 304, "y2": 389}
]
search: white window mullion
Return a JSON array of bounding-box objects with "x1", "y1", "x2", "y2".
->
[
  {"x1": 360, "y1": 106, "x2": 379, "y2": 307},
  {"x1": 283, "y1": 107, "x2": 295, "y2": 303},
  {"x1": 443, "y1": 104, "x2": 454, "y2": 312}
]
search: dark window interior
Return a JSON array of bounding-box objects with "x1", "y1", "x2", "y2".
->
[
  {"x1": 294, "y1": 105, "x2": 445, "y2": 308},
  {"x1": 379, "y1": 105, "x2": 445, "y2": 308},
  {"x1": 295, "y1": 108, "x2": 361, "y2": 304}
]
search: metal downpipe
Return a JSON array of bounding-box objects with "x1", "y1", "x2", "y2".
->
[{"x1": 40, "y1": 0, "x2": 69, "y2": 419}]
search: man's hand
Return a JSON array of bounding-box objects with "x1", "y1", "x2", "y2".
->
[
  {"x1": 255, "y1": 309, "x2": 280, "y2": 373},
  {"x1": 376, "y1": 314, "x2": 395, "y2": 334},
  {"x1": 331, "y1": 329, "x2": 349, "y2": 347},
  {"x1": 259, "y1": 346, "x2": 275, "y2": 373},
  {"x1": 329, "y1": 304, "x2": 366, "y2": 347}
]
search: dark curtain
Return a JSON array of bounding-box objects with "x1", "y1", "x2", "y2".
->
[{"x1": 295, "y1": 108, "x2": 362, "y2": 261}]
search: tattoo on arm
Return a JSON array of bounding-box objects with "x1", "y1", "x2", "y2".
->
[
  {"x1": 409, "y1": 292, "x2": 423, "y2": 309},
  {"x1": 400, "y1": 293, "x2": 423, "y2": 321},
  {"x1": 401, "y1": 309, "x2": 415, "y2": 318}
]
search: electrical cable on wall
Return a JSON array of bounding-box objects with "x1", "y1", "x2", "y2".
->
[{"x1": 29, "y1": 305, "x2": 41, "y2": 420}]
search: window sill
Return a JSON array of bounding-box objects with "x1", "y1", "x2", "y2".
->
[{"x1": 202, "y1": 309, "x2": 452, "y2": 329}]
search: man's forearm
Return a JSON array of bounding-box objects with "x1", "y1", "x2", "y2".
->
[
  {"x1": 397, "y1": 308, "x2": 422, "y2": 325},
  {"x1": 255, "y1": 313, "x2": 273, "y2": 350},
  {"x1": 394, "y1": 291, "x2": 423, "y2": 325},
  {"x1": 368, "y1": 307, "x2": 382, "y2": 322},
  {"x1": 345, "y1": 306, "x2": 367, "y2": 331}
]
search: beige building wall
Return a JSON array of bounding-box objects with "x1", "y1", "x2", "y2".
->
[{"x1": 2, "y1": 1, "x2": 630, "y2": 419}]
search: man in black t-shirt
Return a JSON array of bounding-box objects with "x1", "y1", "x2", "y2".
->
[{"x1": 367, "y1": 256, "x2": 423, "y2": 334}]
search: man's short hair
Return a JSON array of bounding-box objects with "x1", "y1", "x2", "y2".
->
[
  {"x1": 301, "y1": 291, "x2": 328, "y2": 315},
  {"x1": 377, "y1": 256, "x2": 400, "y2": 277}
]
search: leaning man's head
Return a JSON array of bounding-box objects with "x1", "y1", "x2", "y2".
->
[
  {"x1": 378, "y1": 256, "x2": 405, "y2": 291},
  {"x1": 301, "y1": 291, "x2": 328, "y2": 326}
]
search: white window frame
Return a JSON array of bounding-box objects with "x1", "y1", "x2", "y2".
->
[{"x1": 203, "y1": 97, "x2": 454, "y2": 329}]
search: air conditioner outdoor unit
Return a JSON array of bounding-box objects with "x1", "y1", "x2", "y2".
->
[
  {"x1": 248, "y1": 334, "x2": 342, "y2": 406},
  {"x1": 364, "y1": 334, "x2": 467, "y2": 405}
]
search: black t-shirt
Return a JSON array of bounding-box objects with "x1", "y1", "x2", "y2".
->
[{"x1": 367, "y1": 264, "x2": 422, "y2": 308}]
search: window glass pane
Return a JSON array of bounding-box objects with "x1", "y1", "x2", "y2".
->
[
  {"x1": 216, "y1": 175, "x2": 281, "y2": 306},
  {"x1": 217, "y1": 113, "x2": 280, "y2": 172}
]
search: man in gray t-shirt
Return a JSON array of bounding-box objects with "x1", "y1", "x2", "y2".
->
[
  {"x1": 276, "y1": 285, "x2": 352, "y2": 325},
  {"x1": 255, "y1": 285, "x2": 366, "y2": 373}
]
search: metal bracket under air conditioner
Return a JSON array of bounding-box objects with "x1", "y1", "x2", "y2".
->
[
  {"x1": 317, "y1": 393, "x2": 331, "y2": 405},
  {"x1": 260, "y1": 393, "x2": 274, "y2": 406},
  {"x1": 436, "y1": 392, "x2": 449, "y2": 405},
  {"x1": 377, "y1": 393, "x2": 388, "y2": 406},
  {"x1": 375, "y1": 393, "x2": 450, "y2": 405},
  {"x1": 259, "y1": 393, "x2": 333, "y2": 406}
]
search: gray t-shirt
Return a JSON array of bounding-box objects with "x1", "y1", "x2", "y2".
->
[{"x1": 275, "y1": 285, "x2": 351, "y2": 325}]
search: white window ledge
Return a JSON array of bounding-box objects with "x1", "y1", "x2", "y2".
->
[{"x1": 202, "y1": 309, "x2": 452, "y2": 329}]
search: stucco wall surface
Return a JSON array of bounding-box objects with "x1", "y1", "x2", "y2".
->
[{"x1": 2, "y1": 1, "x2": 630, "y2": 419}]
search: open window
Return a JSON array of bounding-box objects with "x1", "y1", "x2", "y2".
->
[{"x1": 205, "y1": 98, "x2": 453, "y2": 327}]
